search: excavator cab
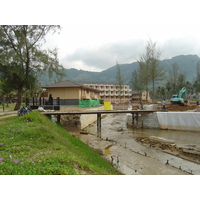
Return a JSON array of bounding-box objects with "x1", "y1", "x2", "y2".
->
[
  {"x1": 171, "y1": 95, "x2": 178, "y2": 98},
  {"x1": 170, "y1": 87, "x2": 186, "y2": 105}
]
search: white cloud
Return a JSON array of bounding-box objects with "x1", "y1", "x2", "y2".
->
[
  {"x1": 160, "y1": 36, "x2": 200, "y2": 60},
  {"x1": 60, "y1": 39, "x2": 146, "y2": 71},
  {"x1": 60, "y1": 36, "x2": 200, "y2": 71},
  {"x1": 44, "y1": 0, "x2": 200, "y2": 71},
  {"x1": 5, "y1": 0, "x2": 200, "y2": 71}
]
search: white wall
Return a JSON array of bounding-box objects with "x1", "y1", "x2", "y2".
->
[{"x1": 61, "y1": 106, "x2": 105, "y2": 130}]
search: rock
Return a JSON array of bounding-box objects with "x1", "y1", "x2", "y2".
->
[{"x1": 149, "y1": 136, "x2": 175, "y2": 144}]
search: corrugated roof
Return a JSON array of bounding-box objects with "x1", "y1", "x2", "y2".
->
[
  {"x1": 42, "y1": 80, "x2": 101, "y2": 92},
  {"x1": 76, "y1": 81, "x2": 116, "y2": 85},
  {"x1": 42, "y1": 80, "x2": 82, "y2": 88}
]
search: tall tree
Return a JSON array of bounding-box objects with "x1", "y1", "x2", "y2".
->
[
  {"x1": 194, "y1": 61, "x2": 200, "y2": 98},
  {"x1": 0, "y1": 79, "x2": 15, "y2": 106},
  {"x1": 134, "y1": 38, "x2": 163, "y2": 101},
  {"x1": 130, "y1": 69, "x2": 144, "y2": 91},
  {"x1": 166, "y1": 62, "x2": 186, "y2": 97},
  {"x1": 116, "y1": 62, "x2": 124, "y2": 103},
  {"x1": 149, "y1": 59, "x2": 164, "y2": 100},
  {"x1": 0, "y1": 25, "x2": 64, "y2": 110},
  {"x1": 156, "y1": 86, "x2": 166, "y2": 99},
  {"x1": 168, "y1": 63, "x2": 179, "y2": 94},
  {"x1": 130, "y1": 69, "x2": 145, "y2": 105}
]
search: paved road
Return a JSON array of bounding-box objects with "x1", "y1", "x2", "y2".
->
[{"x1": 0, "y1": 111, "x2": 17, "y2": 118}]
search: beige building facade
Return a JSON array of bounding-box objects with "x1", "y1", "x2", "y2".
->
[
  {"x1": 42, "y1": 80, "x2": 101, "y2": 105},
  {"x1": 42, "y1": 80, "x2": 137, "y2": 105},
  {"x1": 83, "y1": 82, "x2": 132, "y2": 103}
]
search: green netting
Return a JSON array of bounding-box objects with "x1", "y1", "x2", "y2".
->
[{"x1": 79, "y1": 100, "x2": 101, "y2": 107}]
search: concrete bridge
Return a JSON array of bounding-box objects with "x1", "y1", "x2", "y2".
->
[{"x1": 42, "y1": 110, "x2": 155, "y2": 136}]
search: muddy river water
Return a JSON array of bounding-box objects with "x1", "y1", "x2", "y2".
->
[{"x1": 69, "y1": 113, "x2": 200, "y2": 175}]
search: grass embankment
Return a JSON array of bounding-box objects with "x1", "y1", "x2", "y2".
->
[{"x1": 0, "y1": 111, "x2": 121, "y2": 175}]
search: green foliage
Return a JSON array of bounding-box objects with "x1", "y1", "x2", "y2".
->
[
  {"x1": 193, "y1": 61, "x2": 200, "y2": 97},
  {"x1": 116, "y1": 62, "x2": 124, "y2": 86},
  {"x1": 38, "y1": 55, "x2": 200, "y2": 89},
  {"x1": 131, "y1": 39, "x2": 163, "y2": 100},
  {"x1": 130, "y1": 69, "x2": 144, "y2": 91},
  {"x1": 116, "y1": 62, "x2": 124, "y2": 102},
  {"x1": 0, "y1": 111, "x2": 120, "y2": 175},
  {"x1": 0, "y1": 25, "x2": 64, "y2": 110},
  {"x1": 165, "y1": 62, "x2": 187, "y2": 98}
]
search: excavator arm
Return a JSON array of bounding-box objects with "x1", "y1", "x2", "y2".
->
[{"x1": 178, "y1": 87, "x2": 186, "y2": 98}]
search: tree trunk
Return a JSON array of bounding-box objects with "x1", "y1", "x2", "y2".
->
[
  {"x1": 14, "y1": 86, "x2": 23, "y2": 110},
  {"x1": 152, "y1": 80, "x2": 155, "y2": 102},
  {"x1": 146, "y1": 86, "x2": 149, "y2": 102}
]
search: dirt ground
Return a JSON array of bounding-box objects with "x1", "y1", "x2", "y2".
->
[
  {"x1": 156, "y1": 103, "x2": 199, "y2": 112},
  {"x1": 62, "y1": 103, "x2": 200, "y2": 166},
  {"x1": 136, "y1": 136, "x2": 200, "y2": 165},
  {"x1": 54, "y1": 103, "x2": 200, "y2": 173},
  {"x1": 59, "y1": 105, "x2": 103, "y2": 112},
  {"x1": 60, "y1": 102, "x2": 200, "y2": 112},
  {"x1": 134, "y1": 102, "x2": 200, "y2": 164}
]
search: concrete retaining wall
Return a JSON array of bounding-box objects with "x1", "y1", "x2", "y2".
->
[
  {"x1": 61, "y1": 106, "x2": 105, "y2": 130},
  {"x1": 140, "y1": 112, "x2": 160, "y2": 129},
  {"x1": 127, "y1": 112, "x2": 200, "y2": 132},
  {"x1": 127, "y1": 112, "x2": 160, "y2": 129},
  {"x1": 79, "y1": 113, "x2": 97, "y2": 129}
]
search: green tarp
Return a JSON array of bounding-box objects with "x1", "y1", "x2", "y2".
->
[{"x1": 79, "y1": 100, "x2": 101, "y2": 107}]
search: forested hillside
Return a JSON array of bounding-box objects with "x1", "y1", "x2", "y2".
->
[{"x1": 38, "y1": 54, "x2": 200, "y2": 87}]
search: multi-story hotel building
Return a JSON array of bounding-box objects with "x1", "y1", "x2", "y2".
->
[{"x1": 82, "y1": 82, "x2": 132, "y2": 103}]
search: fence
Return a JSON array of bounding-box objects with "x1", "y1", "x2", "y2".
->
[
  {"x1": 26, "y1": 97, "x2": 60, "y2": 110},
  {"x1": 27, "y1": 98, "x2": 101, "y2": 110}
]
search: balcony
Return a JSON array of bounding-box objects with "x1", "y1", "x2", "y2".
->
[
  {"x1": 81, "y1": 94, "x2": 91, "y2": 100},
  {"x1": 91, "y1": 94, "x2": 98, "y2": 99}
]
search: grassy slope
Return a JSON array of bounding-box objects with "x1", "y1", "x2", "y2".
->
[{"x1": 0, "y1": 111, "x2": 120, "y2": 175}]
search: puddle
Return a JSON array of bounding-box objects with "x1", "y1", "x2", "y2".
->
[{"x1": 104, "y1": 145, "x2": 113, "y2": 155}]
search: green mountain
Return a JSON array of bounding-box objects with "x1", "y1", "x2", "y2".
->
[
  {"x1": 38, "y1": 54, "x2": 200, "y2": 87},
  {"x1": 161, "y1": 54, "x2": 199, "y2": 82}
]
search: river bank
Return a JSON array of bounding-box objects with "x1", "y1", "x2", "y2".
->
[{"x1": 69, "y1": 113, "x2": 200, "y2": 175}]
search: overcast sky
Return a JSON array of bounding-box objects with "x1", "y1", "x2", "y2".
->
[{"x1": 3, "y1": 0, "x2": 200, "y2": 72}]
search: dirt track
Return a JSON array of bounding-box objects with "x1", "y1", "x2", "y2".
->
[
  {"x1": 136, "y1": 136, "x2": 200, "y2": 165},
  {"x1": 0, "y1": 111, "x2": 17, "y2": 119},
  {"x1": 158, "y1": 103, "x2": 199, "y2": 112}
]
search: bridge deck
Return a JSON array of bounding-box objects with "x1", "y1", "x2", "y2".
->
[
  {"x1": 42, "y1": 110, "x2": 155, "y2": 136},
  {"x1": 42, "y1": 110, "x2": 155, "y2": 115}
]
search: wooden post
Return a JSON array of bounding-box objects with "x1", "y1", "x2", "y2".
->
[
  {"x1": 132, "y1": 113, "x2": 135, "y2": 125},
  {"x1": 39, "y1": 97, "x2": 41, "y2": 106},
  {"x1": 57, "y1": 97, "x2": 60, "y2": 105},
  {"x1": 136, "y1": 112, "x2": 139, "y2": 127},
  {"x1": 46, "y1": 114, "x2": 51, "y2": 120},
  {"x1": 36, "y1": 98, "x2": 38, "y2": 106},
  {"x1": 57, "y1": 115, "x2": 61, "y2": 124},
  {"x1": 97, "y1": 113, "x2": 101, "y2": 137}
]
